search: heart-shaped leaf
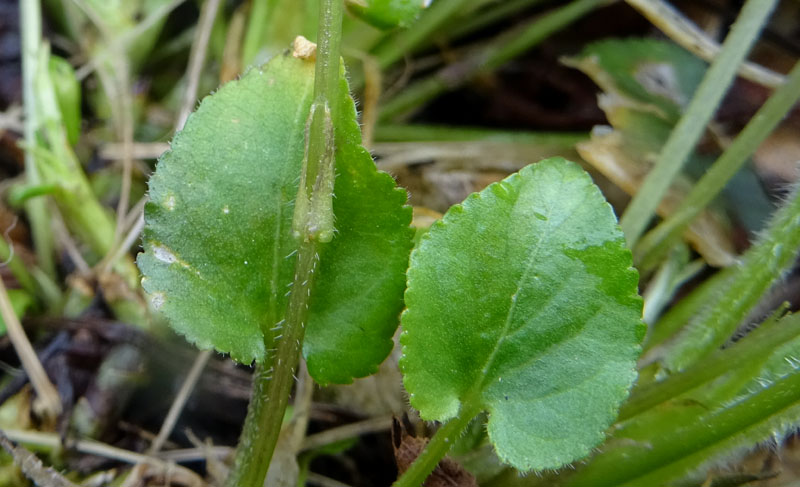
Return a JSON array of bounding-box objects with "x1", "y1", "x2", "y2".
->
[
  {"x1": 400, "y1": 158, "x2": 644, "y2": 470},
  {"x1": 138, "y1": 52, "x2": 413, "y2": 384}
]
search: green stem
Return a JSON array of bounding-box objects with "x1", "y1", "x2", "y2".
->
[
  {"x1": 663, "y1": 180, "x2": 800, "y2": 371},
  {"x1": 314, "y1": 1, "x2": 344, "y2": 113},
  {"x1": 371, "y1": 0, "x2": 469, "y2": 71},
  {"x1": 21, "y1": 0, "x2": 56, "y2": 278},
  {"x1": 225, "y1": 241, "x2": 319, "y2": 487},
  {"x1": 393, "y1": 406, "x2": 480, "y2": 487},
  {"x1": 378, "y1": 0, "x2": 607, "y2": 122},
  {"x1": 621, "y1": 311, "x2": 800, "y2": 420},
  {"x1": 561, "y1": 368, "x2": 800, "y2": 487},
  {"x1": 642, "y1": 265, "x2": 732, "y2": 352},
  {"x1": 225, "y1": 2, "x2": 344, "y2": 486},
  {"x1": 634, "y1": 59, "x2": 800, "y2": 270},
  {"x1": 32, "y1": 45, "x2": 140, "y2": 288},
  {"x1": 619, "y1": 0, "x2": 779, "y2": 247}
]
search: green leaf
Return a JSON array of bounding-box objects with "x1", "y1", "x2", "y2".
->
[
  {"x1": 138, "y1": 52, "x2": 412, "y2": 384},
  {"x1": 346, "y1": 0, "x2": 426, "y2": 29},
  {"x1": 400, "y1": 158, "x2": 644, "y2": 471},
  {"x1": 503, "y1": 311, "x2": 800, "y2": 487}
]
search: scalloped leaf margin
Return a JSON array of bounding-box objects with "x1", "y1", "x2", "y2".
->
[
  {"x1": 400, "y1": 157, "x2": 644, "y2": 470},
  {"x1": 138, "y1": 52, "x2": 413, "y2": 385}
]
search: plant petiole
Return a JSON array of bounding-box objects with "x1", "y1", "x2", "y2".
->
[{"x1": 392, "y1": 406, "x2": 480, "y2": 487}]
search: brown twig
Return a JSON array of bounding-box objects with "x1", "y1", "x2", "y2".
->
[
  {"x1": 2, "y1": 428, "x2": 206, "y2": 484},
  {"x1": 0, "y1": 430, "x2": 78, "y2": 487},
  {"x1": 99, "y1": 142, "x2": 169, "y2": 161},
  {"x1": 301, "y1": 415, "x2": 394, "y2": 452},
  {"x1": 625, "y1": 0, "x2": 786, "y2": 88},
  {"x1": 148, "y1": 349, "x2": 213, "y2": 454},
  {"x1": 0, "y1": 279, "x2": 61, "y2": 419},
  {"x1": 175, "y1": 0, "x2": 223, "y2": 131},
  {"x1": 306, "y1": 473, "x2": 355, "y2": 487}
]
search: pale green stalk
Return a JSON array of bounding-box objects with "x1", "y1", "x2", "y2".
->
[
  {"x1": 621, "y1": 311, "x2": 800, "y2": 420},
  {"x1": 29, "y1": 47, "x2": 143, "y2": 297},
  {"x1": 21, "y1": 0, "x2": 55, "y2": 277},
  {"x1": 378, "y1": 0, "x2": 607, "y2": 121},
  {"x1": 371, "y1": 0, "x2": 469, "y2": 70},
  {"x1": 619, "y1": 0, "x2": 779, "y2": 246},
  {"x1": 445, "y1": 0, "x2": 549, "y2": 42},
  {"x1": 635, "y1": 59, "x2": 800, "y2": 269}
]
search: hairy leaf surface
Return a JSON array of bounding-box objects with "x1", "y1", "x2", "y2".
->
[
  {"x1": 401, "y1": 158, "x2": 644, "y2": 470},
  {"x1": 138, "y1": 52, "x2": 412, "y2": 384}
]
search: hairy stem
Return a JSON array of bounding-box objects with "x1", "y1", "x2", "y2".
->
[
  {"x1": 622, "y1": 311, "x2": 800, "y2": 420},
  {"x1": 225, "y1": 243, "x2": 318, "y2": 486},
  {"x1": 564, "y1": 363, "x2": 800, "y2": 487},
  {"x1": 663, "y1": 181, "x2": 800, "y2": 371},
  {"x1": 225, "y1": 1, "x2": 344, "y2": 486},
  {"x1": 619, "y1": 0, "x2": 778, "y2": 246}
]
